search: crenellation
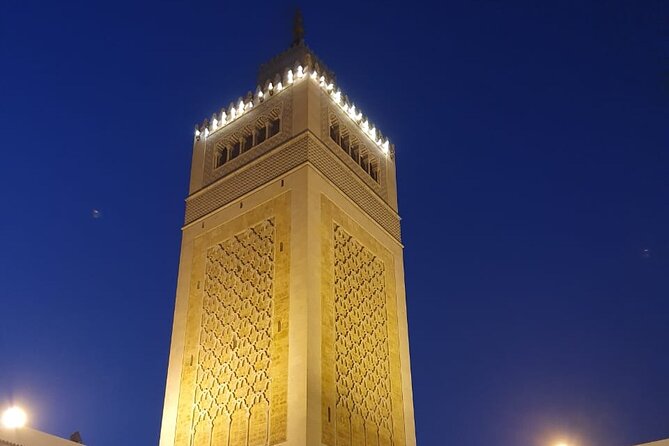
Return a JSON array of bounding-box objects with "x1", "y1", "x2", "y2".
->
[{"x1": 195, "y1": 65, "x2": 394, "y2": 160}]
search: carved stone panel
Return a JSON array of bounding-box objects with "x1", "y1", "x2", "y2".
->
[
  {"x1": 174, "y1": 194, "x2": 291, "y2": 446},
  {"x1": 321, "y1": 197, "x2": 405, "y2": 446}
]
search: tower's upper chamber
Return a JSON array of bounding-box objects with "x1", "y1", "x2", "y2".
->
[{"x1": 186, "y1": 15, "x2": 400, "y2": 240}]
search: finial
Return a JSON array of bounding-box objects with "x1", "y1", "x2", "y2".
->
[{"x1": 292, "y1": 9, "x2": 304, "y2": 46}]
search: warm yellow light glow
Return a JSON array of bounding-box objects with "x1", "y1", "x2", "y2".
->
[
  {"x1": 1, "y1": 407, "x2": 27, "y2": 429},
  {"x1": 195, "y1": 66, "x2": 393, "y2": 157},
  {"x1": 555, "y1": 441, "x2": 570, "y2": 446}
]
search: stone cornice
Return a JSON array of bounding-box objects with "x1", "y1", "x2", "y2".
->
[{"x1": 195, "y1": 66, "x2": 395, "y2": 160}]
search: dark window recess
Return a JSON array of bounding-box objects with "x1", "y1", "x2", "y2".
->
[
  {"x1": 256, "y1": 126, "x2": 267, "y2": 144},
  {"x1": 268, "y1": 118, "x2": 280, "y2": 137},
  {"x1": 329, "y1": 121, "x2": 381, "y2": 184},
  {"x1": 214, "y1": 118, "x2": 281, "y2": 171},
  {"x1": 350, "y1": 144, "x2": 359, "y2": 158},
  {"x1": 216, "y1": 147, "x2": 228, "y2": 167},
  {"x1": 329, "y1": 124, "x2": 340, "y2": 143},
  {"x1": 243, "y1": 134, "x2": 254, "y2": 151},
  {"x1": 350, "y1": 144, "x2": 359, "y2": 163},
  {"x1": 370, "y1": 163, "x2": 379, "y2": 182},
  {"x1": 230, "y1": 141, "x2": 241, "y2": 159},
  {"x1": 360, "y1": 153, "x2": 369, "y2": 172},
  {"x1": 341, "y1": 135, "x2": 350, "y2": 152}
]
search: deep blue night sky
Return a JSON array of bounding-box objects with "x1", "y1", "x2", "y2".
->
[{"x1": 1, "y1": 1, "x2": 667, "y2": 446}]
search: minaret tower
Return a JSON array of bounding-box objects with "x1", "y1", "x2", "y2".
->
[{"x1": 159, "y1": 13, "x2": 416, "y2": 446}]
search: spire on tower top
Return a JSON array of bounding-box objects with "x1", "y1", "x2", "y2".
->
[
  {"x1": 292, "y1": 9, "x2": 305, "y2": 46},
  {"x1": 257, "y1": 8, "x2": 334, "y2": 86}
]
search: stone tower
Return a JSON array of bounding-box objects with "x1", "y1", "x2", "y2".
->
[{"x1": 159, "y1": 14, "x2": 416, "y2": 446}]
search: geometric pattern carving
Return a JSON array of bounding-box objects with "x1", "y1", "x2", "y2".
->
[
  {"x1": 185, "y1": 135, "x2": 401, "y2": 242},
  {"x1": 186, "y1": 136, "x2": 307, "y2": 226},
  {"x1": 332, "y1": 224, "x2": 394, "y2": 446},
  {"x1": 191, "y1": 218, "x2": 276, "y2": 446},
  {"x1": 321, "y1": 196, "x2": 405, "y2": 446},
  {"x1": 173, "y1": 194, "x2": 290, "y2": 446}
]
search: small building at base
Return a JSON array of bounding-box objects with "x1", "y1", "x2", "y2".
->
[
  {"x1": 636, "y1": 439, "x2": 669, "y2": 446},
  {"x1": 0, "y1": 427, "x2": 83, "y2": 446}
]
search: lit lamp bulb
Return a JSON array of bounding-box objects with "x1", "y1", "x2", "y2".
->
[
  {"x1": 1, "y1": 407, "x2": 27, "y2": 429},
  {"x1": 382, "y1": 140, "x2": 390, "y2": 155}
]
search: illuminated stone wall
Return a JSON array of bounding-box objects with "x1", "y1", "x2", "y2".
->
[
  {"x1": 185, "y1": 134, "x2": 401, "y2": 241},
  {"x1": 173, "y1": 194, "x2": 290, "y2": 446},
  {"x1": 321, "y1": 197, "x2": 406, "y2": 446}
]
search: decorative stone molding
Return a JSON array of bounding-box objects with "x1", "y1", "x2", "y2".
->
[
  {"x1": 194, "y1": 66, "x2": 394, "y2": 161},
  {"x1": 203, "y1": 97, "x2": 291, "y2": 186},
  {"x1": 321, "y1": 99, "x2": 388, "y2": 200},
  {"x1": 185, "y1": 134, "x2": 402, "y2": 242}
]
